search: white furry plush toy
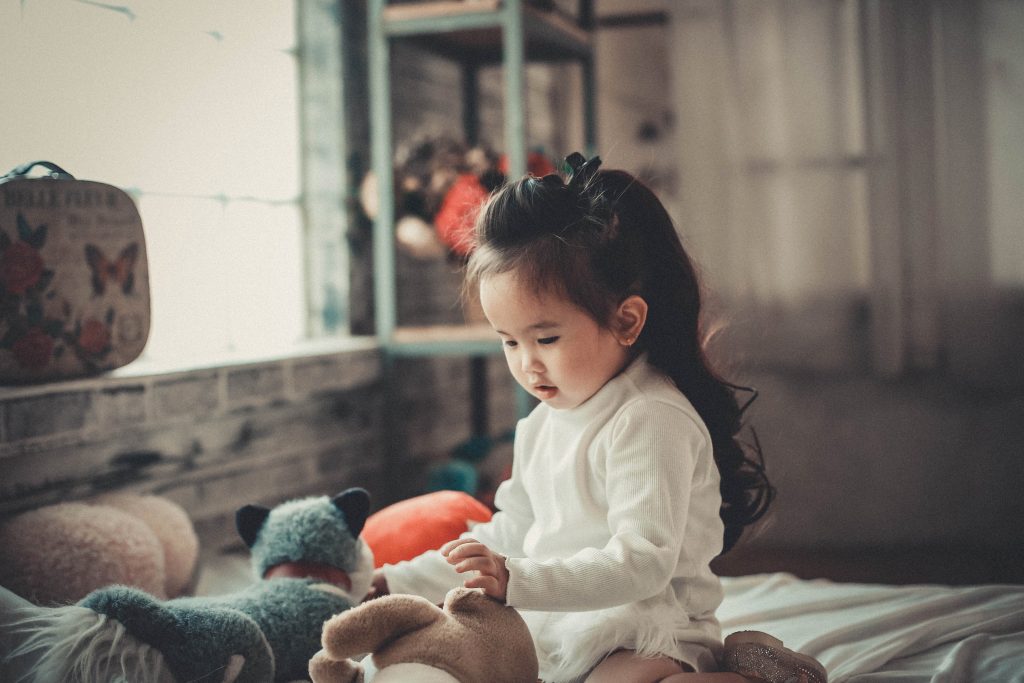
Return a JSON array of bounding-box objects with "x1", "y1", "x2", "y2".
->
[{"x1": 2, "y1": 488, "x2": 374, "y2": 683}]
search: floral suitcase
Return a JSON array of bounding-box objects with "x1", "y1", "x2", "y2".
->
[{"x1": 0, "y1": 161, "x2": 150, "y2": 383}]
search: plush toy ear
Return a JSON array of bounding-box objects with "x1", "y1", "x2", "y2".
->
[
  {"x1": 235, "y1": 504, "x2": 271, "y2": 548},
  {"x1": 332, "y1": 488, "x2": 370, "y2": 537}
]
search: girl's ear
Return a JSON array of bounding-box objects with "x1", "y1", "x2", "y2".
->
[{"x1": 613, "y1": 295, "x2": 648, "y2": 347}]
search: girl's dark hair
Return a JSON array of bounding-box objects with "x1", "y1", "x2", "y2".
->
[{"x1": 465, "y1": 154, "x2": 773, "y2": 553}]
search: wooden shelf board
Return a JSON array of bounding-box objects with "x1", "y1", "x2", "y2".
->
[
  {"x1": 384, "y1": 1, "x2": 502, "y2": 23},
  {"x1": 387, "y1": 324, "x2": 502, "y2": 356},
  {"x1": 382, "y1": 1, "x2": 591, "y2": 64}
]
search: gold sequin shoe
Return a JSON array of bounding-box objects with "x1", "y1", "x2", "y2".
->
[{"x1": 721, "y1": 631, "x2": 828, "y2": 683}]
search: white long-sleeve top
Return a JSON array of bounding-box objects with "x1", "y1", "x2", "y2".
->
[{"x1": 383, "y1": 356, "x2": 726, "y2": 681}]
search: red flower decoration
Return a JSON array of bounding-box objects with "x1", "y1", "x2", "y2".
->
[
  {"x1": 11, "y1": 326, "x2": 54, "y2": 370},
  {"x1": 434, "y1": 173, "x2": 488, "y2": 257},
  {"x1": 498, "y1": 151, "x2": 557, "y2": 178},
  {"x1": 77, "y1": 318, "x2": 111, "y2": 357},
  {"x1": 1, "y1": 241, "x2": 45, "y2": 294}
]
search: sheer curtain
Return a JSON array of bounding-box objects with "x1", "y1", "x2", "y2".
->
[{"x1": 667, "y1": 0, "x2": 1023, "y2": 387}]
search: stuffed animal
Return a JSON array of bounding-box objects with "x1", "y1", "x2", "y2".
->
[
  {"x1": 92, "y1": 492, "x2": 201, "y2": 598},
  {"x1": 0, "y1": 493, "x2": 199, "y2": 605},
  {"x1": 361, "y1": 490, "x2": 492, "y2": 568},
  {"x1": 4, "y1": 488, "x2": 374, "y2": 683},
  {"x1": 308, "y1": 587, "x2": 538, "y2": 683},
  {"x1": 360, "y1": 137, "x2": 556, "y2": 260}
]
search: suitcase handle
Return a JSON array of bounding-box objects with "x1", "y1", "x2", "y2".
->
[{"x1": 3, "y1": 161, "x2": 76, "y2": 180}]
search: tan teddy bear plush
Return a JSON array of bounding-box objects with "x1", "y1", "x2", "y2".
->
[{"x1": 309, "y1": 587, "x2": 538, "y2": 683}]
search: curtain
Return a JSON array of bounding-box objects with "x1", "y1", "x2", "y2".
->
[{"x1": 667, "y1": 0, "x2": 1023, "y2": 387}]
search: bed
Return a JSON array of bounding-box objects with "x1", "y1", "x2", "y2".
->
[
  {"x1": 193, "y1": 554, "x2": 1024, "y2": 682},
  {"x1": 718, "y1": 572, "x2": 1024, "y2": 682},
  {"x1": 3, "y1": 557, "x2": 1023, "y2": 682}
]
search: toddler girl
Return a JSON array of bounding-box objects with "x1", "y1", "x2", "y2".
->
[{"x1": 374, "y1": 154, "x2": 826, "y2": 683}]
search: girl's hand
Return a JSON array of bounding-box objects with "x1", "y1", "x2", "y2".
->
[
  {"x1": 363, "y1": 569, "x2": 389, "y2": 602},
  {"x1": 441, "y1": 537, "x2": 509, "y2": 602}
]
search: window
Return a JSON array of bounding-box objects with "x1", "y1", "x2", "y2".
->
[{"x1": 2, "y1": 1, "x2": 316, "y2": 367}]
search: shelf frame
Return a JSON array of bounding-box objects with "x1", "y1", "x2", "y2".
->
[
  {"x1": 380, "y1": 1, "x2": 592, "y2": 62},
  {"x1": 367, "y1": 0, "x2": 596, "y2": 427}
]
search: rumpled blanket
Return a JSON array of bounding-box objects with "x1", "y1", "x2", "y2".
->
[{"x1": 720, "y1": 573, "x2": 1024, "y2": 682}]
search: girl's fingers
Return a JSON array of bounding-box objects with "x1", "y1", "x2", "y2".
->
[
  {"x1": 452, "y1": 556, "x2": 499, "y2": 575},
  {"x1": 440, "y1": 537, "x2": 478, "y2": 556},
  {"x1": 463, "y1": 573, "x2": 499, "y2": 594},
  {"x1": 443, "y1": 541, "x2": 491, "y2": 563},
  {"x1": 440, "y1": 538, "x2": 508, "y2": 601}
]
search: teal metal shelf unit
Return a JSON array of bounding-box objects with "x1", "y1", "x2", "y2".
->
[
  {"x1": 367, "y1": 0, "x2": 597, "y2": 426},
  {"x1": 368, "y1": 0, "x2": 596, "y2": 357}
]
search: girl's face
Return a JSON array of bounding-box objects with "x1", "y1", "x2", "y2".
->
[{"x1": 479, "y1": 271, "x2": 631, "y2": 410}]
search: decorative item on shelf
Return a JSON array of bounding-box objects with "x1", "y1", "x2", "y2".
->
[
  {"x1": 427, "y1": 457, "x2": 480, "y2": 495},
  {"x1": 433, "y1": 170, "x2": 490, "y2": 258},
  {"x1": 0, "y1": 161, "x2": 149, "y2": 384},
  {"x1": 360, "y1": 138, "x2": 556, "y2": 260},
  {"x1": 423, "y1": 427, "x2": 516, "y2": 507}
]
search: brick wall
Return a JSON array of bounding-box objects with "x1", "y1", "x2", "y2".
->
[
  {"x1": 0, "y1": 345, "x2": 385, "y2": 551},
  {"x1": 384, "y1": 355, "x2": 520, "y2": 500}
]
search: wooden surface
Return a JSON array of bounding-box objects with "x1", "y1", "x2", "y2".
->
[{"x1": 383, "y1": 0, "x2": 501, "y2": 22}]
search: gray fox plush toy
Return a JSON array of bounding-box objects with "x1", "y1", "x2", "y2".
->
[{"x1": 4, "y1": 487, "x2": 374, "y2": 683}]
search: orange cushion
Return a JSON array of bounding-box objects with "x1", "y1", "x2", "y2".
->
[{"x1": 362, "y1": 490, "x2": 493, "y2": 568}]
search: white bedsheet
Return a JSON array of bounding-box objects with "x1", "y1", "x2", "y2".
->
[
  {"x1": 719, "y1": 573, "x2": 1024, "y2": 682},
  {"x1": 7, "y1": 567, "x2": 1023, "y2": 682}
]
